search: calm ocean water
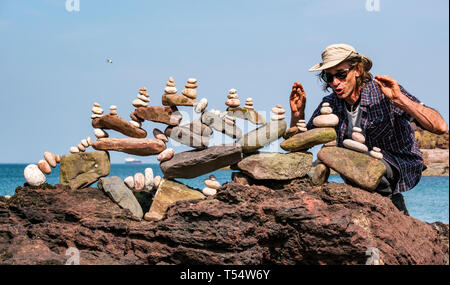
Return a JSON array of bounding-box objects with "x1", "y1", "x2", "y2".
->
[{"x1": 1, "y1": 164, "x2": 448, "y2": 223}]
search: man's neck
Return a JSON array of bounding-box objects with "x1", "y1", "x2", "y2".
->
[{"x1": 344, "y1": 88, "x2": 361, "y2": 106}]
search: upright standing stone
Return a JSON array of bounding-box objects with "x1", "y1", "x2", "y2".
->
[
  {"x1": 311, "y1": 163, "x2": 330, "y2": 186},
  {"x1": 98, "y1": 176, "x2": 143, "y2": 219}
]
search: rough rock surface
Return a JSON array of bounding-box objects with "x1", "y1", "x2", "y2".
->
[
  {"x1": 165, "y1": 126, "x2": 209, "y2": 149},
  {"x1": 0, "y1": 180, "x2": 447, "y2": 265},
  {"x1": 281, "y1": 128, "x2": 337, "y2": 152},
  {"x1": 60, "y1": 151, "x2": 110, "y2": 189},
  {"x1": 160, "y1": 145, "x2": 243, "y2": 179},
  {"x1": 413, "y1": 122, "x2": 448, "y2": 149},
  {"x1": 318, "y1": 147, "x2": 386, "y2": 191},
  {"x1": 92, "y1": 114, "x2": 147, "y2": 138},
  {"x1": 236, "y1": 152, "x2": 313, "y2": 180},
  {"x1": 92, "y1": 138, "x2": 166, "y2": 156},
  {"x1": 98, "y1": 177, "x2": 143, "y2": 219},
  {"x1": 162, "y1": 94, "x2": 196, "y2": 106}
]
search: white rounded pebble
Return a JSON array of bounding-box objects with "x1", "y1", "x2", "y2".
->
[
  {"x1": 298, "y1": 119, "x2": 306, "y2": 123},
  {"x1": 225, "y1": 99, "x2": 240, "y2": 107},
  {"x1": 91, "y1": 107, "x2": 104, "y2": 115},
  {"x1": 145, "y1": 168, "x2": 154, "y2": 190},
  {"x1": 202, "y1": 187, "x2": 217, "y2": 196},
  {"x1": 81, "y1": 139, "x2": 89, "y2": 148},
  {"x1": 38, "y1": 160, "x2": 51, "y2": 175},
  {"x1": 272, "y1": 107, "x2": 286, "y2": 115},
  {"x1": 320, "y1": 107, "x2": 333, "y2": 115},
  {"x1": 77, "y1": 143, "x2": 85, "y2": 152},
  {"x1": 70, "y1": 146, "x2": 80, "y2": 153},
  {"x1": 43, "y1": 151, "x2": 57, "y2": 168},
  {"x1": 353, "y1": 127, "x2": 362, "y2": 133},
  {"x1": 93, "y1": 102, "x2": 101, "y2": 107},
  {"x1": 24, "y1": 164, "x2": 46, "y2": 186},
  {"x1": 324, "y1": 140, "x2": 337, "y2": 147},
  {"x1": 313, "y1": 114, "x2": 339, "y2": 127},
  {"x1": 322, "y1": 102, "x2": 330, "y2": 107},
  {"x1": 134, "y1": 173, "x2": 145, "y2": 191},
  {"x1": 271, "y1": 114, "x2": 286, "y2": 121},
  {"x1": 352, "y1": 132, "x2": 366, "y2": 144},
  {"x1": 194, "y1": 98, "x2": 208, "y2": 113},
  {"x1": 138, "y1": 94, "x2": 150, "y2": 102},
  {"x1": 296, "y1": 123, "x2": 307, "y2": 128},
  {"x1": 94, "y1": 128, "x2": 108, "y2": 138},
  {"x1": 228, "y1": 89, "x2": 237, "y2": 94},
  {"x1": 370, "y1": 150, "x2": 383, "y2": 159},
  {"x1": 169, "y1": 77, "x2": 175, "y2": 83},
  {"x1": 4, "y1": 195, "x2": 11, "y2": 200},
  {"x1": 187, "y1": 78, "x2": 198, "y2": 84},
  {"x1": 181, "y1": 89, "x2": 197, "y2": 98},
  {"x1": 227, "y1": 94, "x2": 238, "y2": 99},
  {"x1": 91, "y1": 114, "x2": 102, "y2": 119},
  {"x1": 55, "y1": 154, "x2": 61, "y2": 163},
  {"x1": 164, "y1": 86, "x2": 178, "y2": 94},
  {"x1": 373, "y1": 147, "x2": 381, "y2": 152},
  {"x1": 343, "y1": 139, "x2": 368, "y2": 153},
  {"x1": 124, "y1": 176, "x2": 134, "y2": 189},
  {"x1": 157, "y1": 148, "x2": 175, "y2": 162},
  {"x1": 129, "y1": 120, "x2": 142, "y2": 128},
  {"x1": 132, "y1": 99, "x2": 148, "y2": 108},
  {"x1": 298, "y1": 127, "x2": 308, "y2": 132},
  {"x1": 86, "y1": 137, "x2": 93, "y2": 146}
]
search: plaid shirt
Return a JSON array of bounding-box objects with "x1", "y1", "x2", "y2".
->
[{"x1": 307, "y1": 80, "x2": 424, "y2": 193}]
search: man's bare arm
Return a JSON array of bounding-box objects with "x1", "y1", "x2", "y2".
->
[{"x1": 375, "y1": 75, "x2": 448, "y2": 134}]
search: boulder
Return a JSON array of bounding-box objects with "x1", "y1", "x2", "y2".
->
[
  {"x1": 201, "y1": 111, "x2": 242, "y2": 139},
  {"x1": 98, "y1": 177, "x2": 143, "y2": 219},
  {"x1": 160, "y1": 145, "x2": 243, "y2": 179},
  {"x1": 147, "y1": 179, "x2": 205, "y2": 220},
  {"x1": 165, "y1": 126, "x2": 209, "y2": 149},
  {"x1": 24, "y1": 164, "x2": 46, "y2": 186},
  {"x1": 236, "y1": 152, "x2": 312, "y2": 180},
  {"x1": 60, "y1": 151, "x2": 110, "y2": 190},
  {"x1": 162, "y1": 94, "x2": 197, "y2": 107},
  {"x1": 133, "y1": 106, "x2": 182, "y2": 126},
  {"x1": 317, "y1": 146, "x2": 386, "y2": 191},
  {"x1": 236, "y1": 120, "x2": 287, "y2": 154},
  {"x1": 280, "y1": 128, "x2": 337, "y2": 152},
  {"x1": 92, "y1": 114, "x2": 147, "y2": 138},
  {"x1": 92, "y1": 138, "x2": 166, "y2": 156}
]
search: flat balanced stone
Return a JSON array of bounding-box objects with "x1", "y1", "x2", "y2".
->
[
  {"x1": 60, "y1": 151, "x2": 110, "y2": 190},
  {"x1": 133, "y1": 106, "x2": 182, "y2": 126},
  {"x1": 187, "y1": 119, "x2": 213, "y2": 137},
  {"x1": 201, "y1": 111, "x2": 242, "y2": 139},
  {"x1": 280, "y1": 128, "x2": 337, "y2": 152},
  {"x1": 165, "y1": 126, "x2": 209, "y2": 149},
  {"x1": 311, "y1": 163, "x2": 330, "y2": 186},
  {"x1": 226, "y1": 108, "x2": 266, "y2": 125},
  {"x1": 160, "y1": 145, "x2": 243, "y2": 179},
  {"x1": 162, "y1": 94, "x2": 197, "y2": 107},
  {"x1": 147, "y1": 179, "x2": 205, "y2": 220},
  {"x1": 283, "y1": 126, "x2": 301, "y2": 139},
  {"x1": 98, "y1": 176, "x2": 143, "y2": 219},
  {"x1": 92, "y1": 138, "x2": 166, "y2": 156},
  {"x1": 317, "y1": 146, "x2": 387, "y2": 191},
  {"x1": 236, "y1": 120, "x2": 287, "y2": 154},
  {"x1": 236, "y1": 152, "x2": 313, "y2": 180},
  {"x1": 92, "y1": 114, "x2": 147, "y2": 138}
]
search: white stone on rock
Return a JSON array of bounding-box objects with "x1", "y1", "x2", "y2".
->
[
  {"x1": 225, "y1": 99, "x2": 240, "y2": 107},
  {"x1": 313, "y1": 114, "x2": 339, "y2": 127},
  {"x1": 87, "y1": 137, "x2": 93, "y2": 146},
  {"x1": 320, "y1": 106, "x2": 333, "y2": 115},
  {"x1": 138, "y1": 94, "x2": 150, "y2": 102},
  {"x1": 352, "y1": 132, "x2": 366, "y2": 144},
  {"x1": 81, "y1": 139, "x2": 89, "y2": 148},
  {"x1": 164, "y1": 86, "x2": 178, "y2": 94},
  {"x1": 227, "y1": 94, "x2": 238, "y2": 99},
  {"x1": 70, "y1": 146, "x2": 80, "y2": 153},
  {"x1": 373, "y1": 147, "x2": 381, "y2": 152},
  {"x1": 77, "y1": 143, "x2": 86, "y2": 152},
  {"x1": 182, "y1": 88, "x2": 197, "y2": 99},
  {"x1": 132, "y1": 99, "x2": 148, "y2": 108},
  {"x1": 194, "y1": 98, "x2": 208, "y2": 113},
  {"x1": 38, "y1": 160, "x2": 51, "y2": 175},
  {"x1": 228, "y1": 89, "x2": 237, "y2": 94},
  {"x1": 296, "y1": 122, "x2": 307, "y2": 128},
  {"x1": 134, "y1": 173, "x2": 145, "y2": 191},
  {"x1": 92, "y1": 107, "x2": 104, "y2": 115},
  {"x1": 322, "y1": 102, "x2": 330, "y2": 107},
  {"x1": 124, "y1": 176, "x2": 134, "y2": 189},
  {"x1": 298, "y1": 127, "x2": 308, "y2": 132},
  {"x1": 153, "y1": 176, "x2": 162, "y2": 188},
  {"x1": 94, "y1": 128, "x2": 109, "y2": 138},
  {"x1": 157, "y1": 148, "x2": 175, "y2": 162},
  {"x1": 187, "y1": 78, "x2": 198, "y2": 84},
  {"x1": 324, "y1": 140, "x2": 337, "y2": 147},
  {"x1": 343, "y1": 139, "x2": 369, "y2": 153},
  {"x1": 271, "y1": 114, "x2": 286, "y2": 121},
  {"x1": 55, "y1": 154, "x2": 61, "y2": 163},
  {"x1": 93, "y1": 102, "x2": 101, "y2": 107},
  {"x1": 370, "y1": 150, "x2": 383, "y2": 160},
  {"x1": 272, "y1": 107, "x2": 286, "y2": 115},
  {"x1": 202, "y1": 187, "x2": 217, "y2": 196},
  {"x1": 297, "y1": 119, "x2": 306, "y2": 123},
  {"x1": 24, "y1": 164, "x2": 46, "y2": 186},
  {"x1": 145, "y1": 168, "x2": 154, "y2": 190},
  {"x1": 204, "y1": 179, "x2": 221, "y2": 189},
  {"x1": 129, "y1": 120, "x2": 142, "y2": 128},
  {"x1": 353, "y1": 127, "x2": 362, "y2": 133},
  {"x1": 91, "y1": 114, "x2": 102, "y2": 119}
]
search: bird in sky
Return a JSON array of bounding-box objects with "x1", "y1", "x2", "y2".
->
[{"x1": 106, "y1": 58, "x2": 113, "y2": 64}]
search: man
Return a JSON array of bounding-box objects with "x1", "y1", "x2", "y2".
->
[{"x1": 290, "y1": 44, "x2": 447, "y2": 215}]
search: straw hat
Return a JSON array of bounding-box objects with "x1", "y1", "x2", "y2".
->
[{"x1": 309, "y1": 44, "x2": 372, "y2": 72}]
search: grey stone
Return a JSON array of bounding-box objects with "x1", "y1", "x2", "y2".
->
[
  {"x1": 201, "y1": 111, "x2": 242, "y2": 139},
  {"x1": 236, "y1": 120, "x2": 287, "y2": 154}
]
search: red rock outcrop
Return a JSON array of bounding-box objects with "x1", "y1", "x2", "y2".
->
[{"x1": 0, "y1": 179, "x2": 447, "y2": 265}]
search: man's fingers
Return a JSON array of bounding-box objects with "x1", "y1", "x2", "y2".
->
[{"x1": 375, "y1": 75, "x2": 395, "y2": 83}]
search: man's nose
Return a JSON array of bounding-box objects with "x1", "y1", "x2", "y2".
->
[{"x1": 331, "y1": 76, "x2": 341, "y2": 87}]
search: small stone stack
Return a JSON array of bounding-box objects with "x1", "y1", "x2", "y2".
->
[
  {"x1": 132, "y1": 86, "x2": 150, "y2": 108},
  {"x1": 91, "y1": 102, "x2": 104, "y2": 119},
  {"x1": 244, "y1": 98, "x2": 254, "y2": 110},
  {"x1": 181, "y1": 78, "x2": 198, "y2": 99},
  {"x1": 164, "y1": 77, "x2": 177, "y2": 95},
  {"x1": 343, "y1": 127, "x2": 369, "y2": 153},
  {"x1": 312, "y1": 102, "x2": 339, "y2": 128},
  {"x1": 110, "y1": 105, "x2": 117, "y2": 115},
  {"x1": 70, "y1": 136, "x2": 94, "y2": 153},
  {"x1": 202, "y1": 175, "x2": 221, "y2": 196},
  {"x1": 124, "y1": 168, "x2": 159, "y2": 191},
  {"x1": 370, "y1": 147, "x2": 383, "y2": 160},
  {"x1": 271, "y1": 104, "x2": 286, "y2": 121},
  {"x1": 296, "y1": 119, "x2": 307, "y2": 133},
  {"x1": 153, "y1": 128, "x2": 168, "y2": 143},
  {"x1": 24, "y1": 151, "x2": 63, "y2": 186},
  {"x1": 225, "y1": 89, "x2": 240, "y2": 108}
]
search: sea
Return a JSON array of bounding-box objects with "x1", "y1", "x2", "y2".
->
[{"x1": 1, "y1": 164, "x2": 448, "y2": 223}]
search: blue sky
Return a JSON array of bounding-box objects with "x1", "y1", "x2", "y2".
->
[{"x1": 0, "y1": 0, "x2": 448, "y2": 163}]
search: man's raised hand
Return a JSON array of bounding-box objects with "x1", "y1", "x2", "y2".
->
[
  {"x1": 374, "y1": 75, "x2": 402, "y2": 102},
  {"x1": 289, "y1": 82, "x2": 306, "y2": 113}
]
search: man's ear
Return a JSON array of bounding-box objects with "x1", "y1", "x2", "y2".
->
[{"x1": 355, "y1": 63, "x2": 361, "y2": 77}]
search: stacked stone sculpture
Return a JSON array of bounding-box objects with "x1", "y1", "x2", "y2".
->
[
  {"x1": 24, "y1": 151, "x2": 62, "y2": 186},
  {"x1": 343, "y1": 127, "x2": 369, "y2": 153},
  {"x1": 202, "y1": 175, "x2": 221, "y2": 196},
  {"x1": 225, "y1": 89, "x2": 240, "y2": 108}
]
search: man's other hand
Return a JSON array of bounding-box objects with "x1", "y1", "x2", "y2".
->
[
  {"x1": 289, "y1": 82, "x2": 306, "y2": 113},
  {"x1": 374, "y1": 75, "x2": 402, "y2": 102}
]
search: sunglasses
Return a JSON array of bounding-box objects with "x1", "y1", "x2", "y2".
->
[{"x1": 321, "y1": 65, "x2": 355, "y2": 83}]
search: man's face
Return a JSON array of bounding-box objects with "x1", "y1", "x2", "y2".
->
[{"x1": 324, "y1": 61, "x2": 360, "y2": 100}]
